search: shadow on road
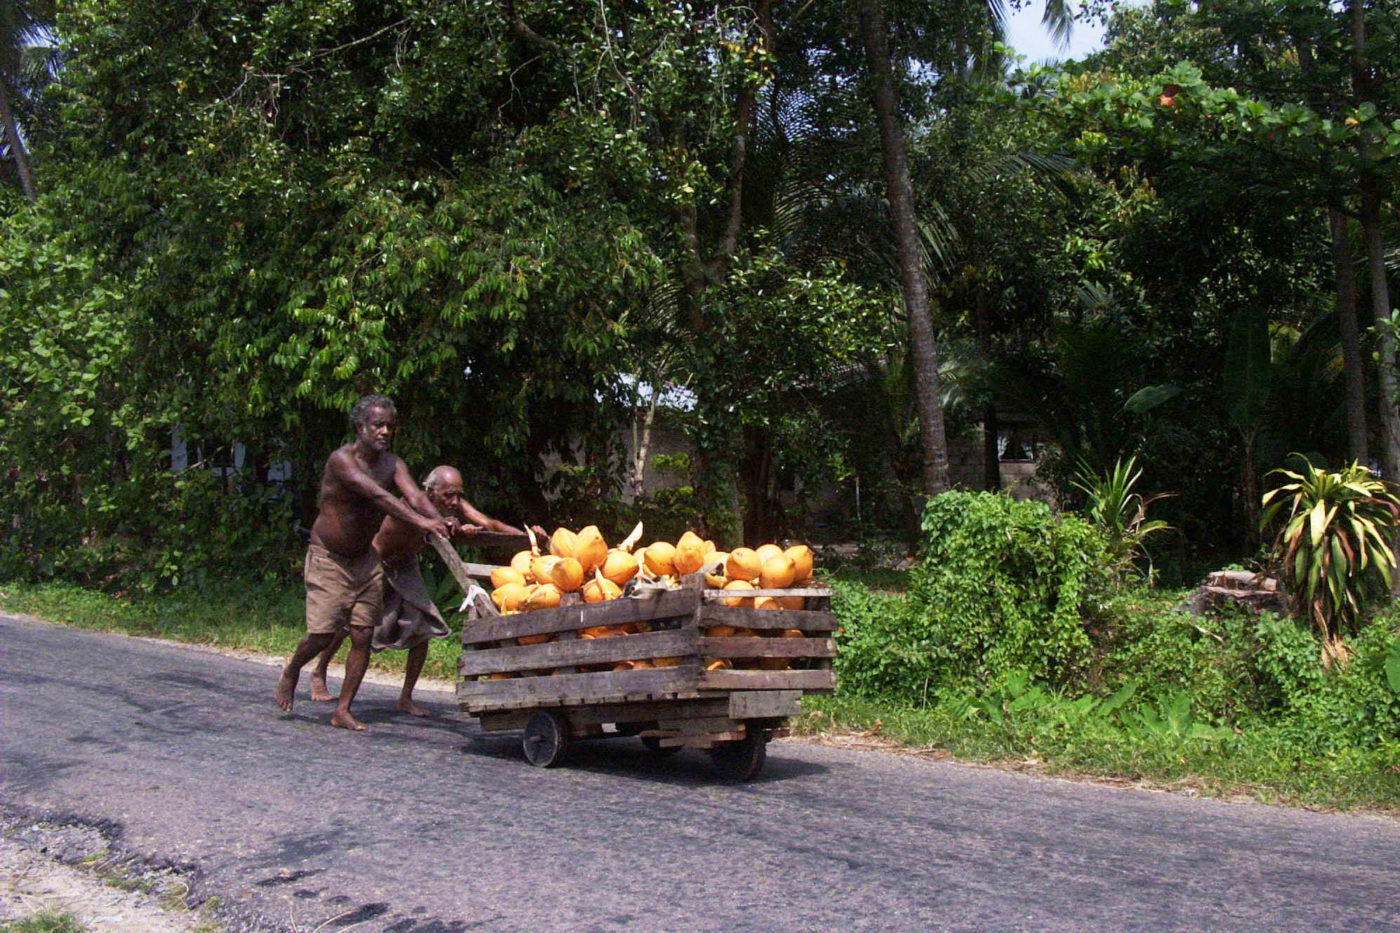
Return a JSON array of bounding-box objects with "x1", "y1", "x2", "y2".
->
[{"x1": 455, "y1": 732, "x2": 829, "y2": 786}]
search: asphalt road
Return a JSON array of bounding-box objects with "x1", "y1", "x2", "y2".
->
[{"x1": 1, "y1": 612, "x2": 1398, "y2": 933}]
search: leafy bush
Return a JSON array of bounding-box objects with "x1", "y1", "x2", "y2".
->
[
  {"x1": 834, "y1": 491, "x2": 1109, "y2": 696},
  {"x1": 910, "y1": 491, "x2": 1108, "y2": 686}
]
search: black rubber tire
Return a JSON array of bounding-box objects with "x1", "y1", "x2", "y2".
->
[
  {"x1": 522, "y1": 711, "x2": 570, "y2": 767},
  {"x1": 708, "y1": 730, "x2": 766, "y2": 781},
  {"x1": 640, "y1": 736, "x2": 682, "y2": 756}
]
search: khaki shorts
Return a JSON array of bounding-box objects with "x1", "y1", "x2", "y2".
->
[{"x1": 304, "y1": 544, "x2": 384, "y2": 636}]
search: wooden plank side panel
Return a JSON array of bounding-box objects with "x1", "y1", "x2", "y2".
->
[
  {"x1": 561, "y1": 699, "x2": 730, "y2": 727},
  {"x1": 698, "y1": 636, "x2": 836, "y2": 659},
  {"x1": 699, "y1": 606, "x2": 839, "y2": 632},
  {"x1": 458, "y1": 664, "x2": 701, "y2": 711},
  {"x1": 699, "y1": 669, "x2": 836, "y2": 692},
  {"x1": 728, "y1": 690, "x2": 802, "y2": 718},
  {"x1": 702, "y1": 587, "x2": 833, "y2": 599},
  {"x1": 462, "y1": 589, "x2": 699, "y2": 645},
  {"x1": 458, "y1": 630, "x2": 696, "y2": 676}
]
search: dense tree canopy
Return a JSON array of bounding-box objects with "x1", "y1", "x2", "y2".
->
[{"x1": 2, "y1": 0, "x2": 1398, "y2": 588}]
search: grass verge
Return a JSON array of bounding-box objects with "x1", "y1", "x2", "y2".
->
[
  {"x1": 0, "y1": 579, "x2": 461, "y2": 682},
  {"x1": 792, "y1": 694, "x2": 1400, "y2": 813}
]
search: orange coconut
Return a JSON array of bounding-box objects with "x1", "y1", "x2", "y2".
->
[
  {"x1": 643, "y1": 541, "x2": 677, "y2": 577},
  {"x1": 573, "y1": 525, "x2": 609, "y2": 575},
  {"x1": 754, "y1": 596, "x2": 782, "y2": 611},
  {"x1": 673, "y1": 539, "x2": 707, "y2": 576},
  {"x1": 583, "y1": 570, "x2": 622, "y2": 603},
  {"x1": 491, "y1": 565, "x2": 526, "y2": 589},
  {"x1": 523, "y1": 582, "x2": 562, "y2": 611},
  {"x1": 600, "y1": 548, "x2": 640, "y2": 586},
  {"x1": 651, "y1": 656, "x2": 683, "y2": 668},
  {"x1": 678, "y1": 530, "x2": 706, "y2": 551},
  {"x1": 760, "y1": 553, "x2": 797, "y2": 589},
  {"x1": 704, "y1": 659, "x2": 732, "y2": 671},
  {"x1": 517, "y1": 633, "x2": 554, "y2": 646},
  {"x1": 510, "y1": 549, "x2": 535, "y2": 580},
  {"x1": 755, "y1": 543, "x2": 785, "y2": 564},
  {"x1": 785, "y1": 544, "x2": 815, "y2": 584},
  {"x1": 549, "y1": 527, "x2": 578, "y2": 560},
  {"x1": 779, "y1": 595, "x2": 805, "y2": 610},
  {"x1": 721, "y1": 579, "x2": 755, "y2": 608},
  {"x1": 725, "y1": 548, "x2": 762, "y2": 582},
  {"x1": 706, "y1": 624, "x2": 738, "y2": 637},
  {"x1": 530, "y1": 554, "x2": 557, "y2": 587},
  {"x1": 549, "y1": 556, "x2": 584, "y2": 593},
  {"x1": 492, "y1": 581, "x2": 531, "y2": 612}
]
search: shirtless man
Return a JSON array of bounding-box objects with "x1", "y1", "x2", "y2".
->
[
  {"x1": 308, "y1": 465, "x2": 526, "y2": 718},
  {"x1": 274, "y1": 394, "x2": 451, "y2": 731}
]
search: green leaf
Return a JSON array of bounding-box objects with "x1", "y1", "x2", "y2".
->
[
  {"x1": 1386, "y1": 641, "x2": 1400, "y2": 694},
  {"x1": 1124, "y1": 383, "x2": 1182, "y2": 414},
  {"x1": 1223, "y1": 312, "x2": 1271, "y2": 430}
]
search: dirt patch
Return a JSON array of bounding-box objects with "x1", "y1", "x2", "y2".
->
[{"x1": 0, "y1": 815, "x2": 209, "y2": 932}]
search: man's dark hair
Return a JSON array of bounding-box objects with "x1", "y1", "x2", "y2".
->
[{"x1": 350, "y1": 394, "x2": 396, "y2": 430}]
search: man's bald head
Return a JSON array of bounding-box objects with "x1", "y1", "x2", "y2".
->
[{"x1": 423, "y1": 465, "x2": 462, "y2": 492}]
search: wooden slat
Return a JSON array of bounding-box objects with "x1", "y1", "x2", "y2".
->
[
  {"x1": 698, "y1": 636, "x2": 836, "y2": 658},
  {"x1": 457, "y1": 664, "x2": 700, "y2": 710},
  {"x1": 700, "y1": 669, "x2": 836, "y2": 692},
  {"x1": 560, "y1": 699, "x2": 729, "y2": 727},
  {"x1": 699, "y1": 606, "x2": 839, "y2": 631},
  {"x1": 654, "y1": 716, "x2": 738, "y2": 735},
  {"x1": 702, "y1": 587, "x2": 832, "y2": 599},
  {"x1": 458, "y1": 530, "x2": 530, "y2": 549},
  {"x1": 428, "y1": 536, "x2": 484, "y2": 595},
  {"x1": 477, "y1": 710, "x2": 530, "y2": 731},
  {"x1": 728, "y1": 690, "x2": 802, "y2": 719},
  {"x1": 461, "y1": 589, "x2": 699, "y2": 645},
  {"x1": 458, "y1": 630, "x2": 695, "y2": 676},
  {"x1": 657, "y1": 732, "x2": 744, "y2": 748}
]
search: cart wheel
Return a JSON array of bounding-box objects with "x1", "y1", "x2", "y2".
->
[
  {"x1": 708, "y1": 730, "x2": 766, "y2": 781},
  {"x1": 640, "y1": 736, "x2": 681, "y2": 757},
  {"x1": 522, "y1": 711, "x2": 570, "y2": 768}
]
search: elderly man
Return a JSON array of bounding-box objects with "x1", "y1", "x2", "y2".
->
[
  {"x1": 274, "y1": 394, "x2": 452, "y2": 732},
  {"x1": 309, "y1": 465, "x2": 526, "y2": 718}
]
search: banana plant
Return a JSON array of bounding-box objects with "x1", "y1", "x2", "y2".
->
[{"x1": 1261, "y1": 458, "x2": 1400, "y2": 668}]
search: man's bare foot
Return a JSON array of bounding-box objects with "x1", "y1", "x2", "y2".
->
[
  {"x1": 398, "y1": 698, "x2": 432, "y2": 718},
  {"x1": 330, "y1": 710, "x2": 368, "y2": 732},
  {"x1": 275, "y1": 668, "x2": 300, "y2": 712},
  {"x1": 309, "y1": 672, "x2": 337, "y2": 702}
]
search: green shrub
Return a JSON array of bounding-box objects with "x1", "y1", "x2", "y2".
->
[
  {"x1": 910, "y1": 491, "x2": 1108, "y2": 686},
  {"x1": 833, "y1": 492, "x2": 1109, "y2": 697}
]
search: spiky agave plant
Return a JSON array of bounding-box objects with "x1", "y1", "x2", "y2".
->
[{"x1": 1261, "y1": 458, "x2": 1400, "y2": 668}]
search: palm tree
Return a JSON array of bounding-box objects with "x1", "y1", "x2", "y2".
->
[
  {"x1": 0, "y1": 0, "x2": 56, "y2": 202},
  {"x1": 853, "y1": 0, "x2": 1071, "y2": 495}
]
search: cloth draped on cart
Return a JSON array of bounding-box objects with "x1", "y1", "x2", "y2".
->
[{"x1": 373, "y1": 557, "x2": 451, "y2": 652}]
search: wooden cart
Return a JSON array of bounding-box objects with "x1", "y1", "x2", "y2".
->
[{"x1": 453, "y1": 573, "x2": 837, "y2": 780}]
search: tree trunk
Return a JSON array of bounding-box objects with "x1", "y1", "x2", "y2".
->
[
  {"x1": 856, "y1": 0, "x2": 951, "y2": 495},
  {"x1": 1348, "y1": 0, "x2": 1399, "y2": 483},
  {"x1": 1361, "y1": 190, "x2": 1400, "y2": 481},
  {"x1": 1329, "y1": 210, "x2": 1369, "y2": 465},
  {"x1": 0, "y1": 78, "x2": 36, "y2": 202}
]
